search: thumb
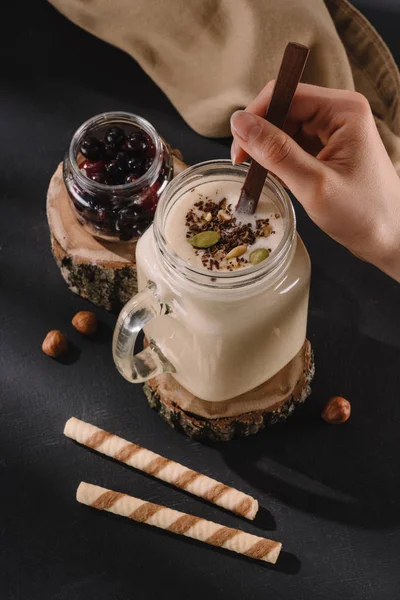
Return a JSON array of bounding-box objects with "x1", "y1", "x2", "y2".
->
[{"x1": 230, "y1": 110, "x2": 323, "y2": 198}]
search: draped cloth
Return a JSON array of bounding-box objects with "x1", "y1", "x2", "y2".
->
[{"x1": 48, "y1": 0, "x2": 400, "y2": 172}]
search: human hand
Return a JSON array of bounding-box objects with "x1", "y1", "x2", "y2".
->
[{"x1": 230, "y1": 83, "x2": 400, "y2": 282}]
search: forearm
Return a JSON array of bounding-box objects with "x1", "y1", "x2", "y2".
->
[{"x1": 372, "y1": 214, "x2": 400, "y2": 283}]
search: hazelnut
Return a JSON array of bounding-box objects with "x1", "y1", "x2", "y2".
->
[
  {"x1": 322, "y1": 396, "x2": 351, "y2": 424},
  {"x1": 42, "y1": 330, "x2": 68, "y2": 358},
  {"x1": 72, "y1": 311, "x2": 98, "y2": 336}
]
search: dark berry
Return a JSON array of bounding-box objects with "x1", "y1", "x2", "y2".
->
[
  {"x1": 96, "y1": 208, "x2": 107, "y2": 223},
  {"x1": 117, "y1": 211, "x2": 149, "y2": 240},
  {"x1": 143, "y1": 156, "x2": 154, "y2": 173},
  {"x1": 105, "y1": 160, "x2": 122, "y2": 177},
  {"x1": 105, "y1": 126, "x2": 126, "y2": 148},
  {"x1": 133, "y1": 203, "x2": 145, "y2": 215},
  {"x1": 108, "y1": 196, "x2": 123, "y2": 211},
  {"x1": 105, "y1": 160, "x2": 125, "y2": 184},
  {"x1": 80, "y1": 160, "x2": 105, "y2": 176},
  {"x1": 127, "y1": 156, "x2": 145, "y2": 175},
  {"x1": 116, "y1": 212, "x2": 139, "y2": 228},
  {"x1": 89, "y1": 172, "x2": 106, "y2": 184},
  {"x1": 141, "y1": 188, "x2": 158, "y2": 213},
  {"x1": 97, "y1": 200, "x2": 119, "y2": 224},
  {"x1": 104, "y1": 142, "x2": 119, "y2": 159},
  {"x1": 125, "y1": 132, "x2": 150, "y2": 154},
  {"x1": 83, "y1": 204, "x2": 109, "y2": 223},
  {"x1": 86, "y1": 196, "x2": 102, "y2": 212},
  {"x1": 80, "y1": 136, "x2": 104, "y2": 161},
  {"x1": 116, "y1": 215, "x2": 137, "y2": 241},
  {"x1": 115, "y1": 152, "x2": 129, "y2": 171}
]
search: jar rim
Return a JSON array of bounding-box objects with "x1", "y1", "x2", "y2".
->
[
  {"x1": 153, "y1": 160, "x2": 296, "y2": 290},
  {"x1": 68, "y1": 111, "x2": 164, "y2": 193}
]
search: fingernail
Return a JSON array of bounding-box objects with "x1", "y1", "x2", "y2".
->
[
  {"x1": 231, "y1": 140, "x2": 239, "y2": 165},
  {"x1": 231, "y1": 111, "x2": 261, "y2": 142}
]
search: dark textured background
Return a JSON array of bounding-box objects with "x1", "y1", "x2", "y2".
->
[{"x1": 1, "y1": 1, "x2": 400, "y2": 599}]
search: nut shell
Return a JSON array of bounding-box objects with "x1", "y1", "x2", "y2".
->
[
  {"x1": 42, "y1": 330, "x2": 68, "y2": 358},
  {"x1": 72, "y1": 311, "x2": 98, "y2": 336},
  {"x1": 322, "y1": 396, "x2": 351, "y2": 424}
]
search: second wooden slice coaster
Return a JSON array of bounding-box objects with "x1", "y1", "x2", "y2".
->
[{"x1": 143, "y1": 340, "x2": 315, "y2": 441}]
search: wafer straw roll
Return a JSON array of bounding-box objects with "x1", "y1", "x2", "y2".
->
[
  {"x1": 64, "y1": 417, "x2": 258, "y2": 520},
  {"x1": 77, "y1": 482, "x2": 281, "y2": 564}
]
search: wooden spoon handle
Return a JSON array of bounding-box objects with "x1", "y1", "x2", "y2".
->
[{"x1": 236, "y1": 42, "x2": 310, "y2": 215}]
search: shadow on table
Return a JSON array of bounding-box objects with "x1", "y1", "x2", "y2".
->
[
  {"x1": 87, "y1": 320, "x2": 114, "y2": 345},
  {"x1": 81, "y1": 509, "x2": 301, "y2": 575},
  {"x1": 215, "y1": 264, "x2": 400, "y2": 531},
  {"x1": 56, "y1": 341, "x2": 81, "y2": 365}
]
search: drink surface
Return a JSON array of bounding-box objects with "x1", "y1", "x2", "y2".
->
[{"x1": 165, "y1": 181, "x2": 285, "y2": 271}]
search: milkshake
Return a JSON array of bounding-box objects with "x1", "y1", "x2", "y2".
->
[{"x1": 114, "y1": 161, "x2": 311, "y2": 403}]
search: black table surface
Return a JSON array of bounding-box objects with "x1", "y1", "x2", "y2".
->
[{"x1": 2, "y1": 2, "x2": 400, "y2": 599}]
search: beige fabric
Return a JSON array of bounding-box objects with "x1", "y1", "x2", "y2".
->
[
  {"x1": 48, "y1": 0, "x2": 400, "y2": 172},
  {"x1": 325, "y1": 0, "x2": 400, "y2": 173},
  {"x1": 148, "y1": 341, "x2": 311, "y2": 419}
]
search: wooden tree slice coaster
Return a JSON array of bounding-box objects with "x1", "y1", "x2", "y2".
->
[
  {"x1": 46, "y1": 146, "x2": 187, "y2": 312},
  {"x1": 143, "y1": 341, "x2": 315, "y2": 442}
]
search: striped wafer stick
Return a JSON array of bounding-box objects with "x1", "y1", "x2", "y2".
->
[
  {"x1": 64, "y1": 417, "x2": 258, "y2": 520},
  {"x1": 77, "y1": 482, "x2": 281, "y2": 564}
]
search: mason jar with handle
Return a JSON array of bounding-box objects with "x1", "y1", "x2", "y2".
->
[{"x1": 112, "y1": 160, "x2": 311, "y2": 403}]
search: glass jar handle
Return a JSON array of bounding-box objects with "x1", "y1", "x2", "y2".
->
[{"x1": 112, "y1": 281, "x2": 174, "y2": 382}]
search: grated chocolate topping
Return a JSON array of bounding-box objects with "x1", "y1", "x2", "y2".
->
[{"x1": 185, "y1": 197, "x2": 275, "y2": 271}]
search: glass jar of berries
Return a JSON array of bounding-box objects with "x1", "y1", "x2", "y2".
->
[{"x1": 63, "y1": 111, "x2": 173, "y2": 241}]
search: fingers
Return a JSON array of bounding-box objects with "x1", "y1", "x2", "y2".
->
[
  {"x1": 230, "y1": 110, "x2": 324, "y2": 203},
  {"x1": 231, "y1": 139, "x2": 244, "y2": 165},
  {"x1": 231, "y1": 83, "x2": 372, "y2": 162},
  {"x1": 246, "y1": 82, "x2": 370, "y2": 124},
  {"x1": 231, "y1": 80, "x2": 276, "y2": 164}
]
